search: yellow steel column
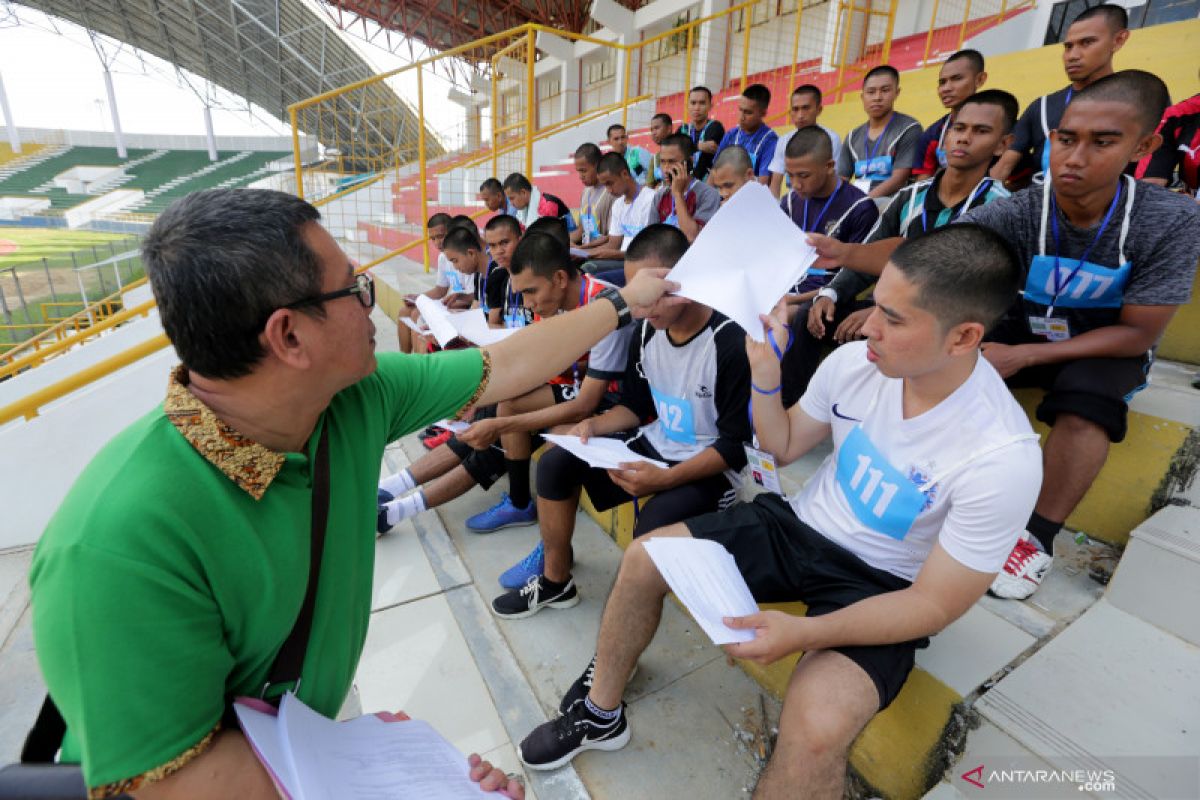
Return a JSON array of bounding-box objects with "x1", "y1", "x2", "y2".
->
[
  {"x1": 684, "y1": 25, "x2": 694, "y2": 92},
  {"x1": 417, "y1": 65, "x2": 429, "y2": 273},
  {"x1": 621, "y1": 47, "x2": 632, "y2": 128},
  {"x1": 290, "y1": 106, "x2": 304, "y2": 198},
  {"x1": 958, "y1": 0, "x2": 974, "y2": 52},
  {"x1": 740, "y1": 0, "x2": 754, "y2": 91},
  {"x1": 881, "y1": 0, "x2": 898, "y2": 64},
  {"x1": 491, "y1": 58, "x2": 500, "y2": 179},
  {"x1": 526, "y1": 28, "x2": 536, "y2": 178},
  {"x1": 835, "y1": 2, "x2": 852, "y2": 102},
  {"x1": 923, "y1": 0, "x2": 942, "y2": 63},
  {"x1": 786, "y1": 0, "x2": 805, "y2": 97}
]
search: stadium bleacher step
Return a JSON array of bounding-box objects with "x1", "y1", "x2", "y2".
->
[{"x1": 0, "y1": 144, "x2": 70, "y2": 180}]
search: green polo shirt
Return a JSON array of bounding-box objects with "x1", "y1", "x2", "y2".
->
[{"x1": 29, "y1": 349, "x2": 485, "y2": 791}]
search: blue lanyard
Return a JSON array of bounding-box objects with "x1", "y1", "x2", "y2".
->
[
  {"x1": 920, "y1": 178, "x2": 991, "y2": 233},
  {"x1": 803, "y1": 181, "x2": 843, "y2": 233},
  {"x1": 688, "y1": 119, "x2": 713, "y2": 146},
  {"x1": 1047, "y1": 182, "x2": 1122, "y2": 313},
  {"x1": 864, "y1": 114, "x2": 895, "y2": 161},
  {"x1": 668, "y1": 180, "x2": 697, "y2": 218},
  {"x1": 747, "y1": 326, "x2": 793, "y2": 433},
  {"x1": 737, "y1": 126, "x2": 768, "y2": 159}
]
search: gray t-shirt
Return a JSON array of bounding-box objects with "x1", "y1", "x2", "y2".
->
[
  {"x1": 959, "y1": 178, "x2": 1200, "y2": 332},
  {"x1": 837, "y1": 112, "x2": 922, "y2": 191}
]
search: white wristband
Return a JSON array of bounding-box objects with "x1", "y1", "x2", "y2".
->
[{"x1": 816, "y1": 287, "x2": 839, "y2": 303}]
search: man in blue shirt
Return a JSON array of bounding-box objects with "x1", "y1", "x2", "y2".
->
[{"x1": 714, "y1": 83, "x2": 778, "y2": 185}]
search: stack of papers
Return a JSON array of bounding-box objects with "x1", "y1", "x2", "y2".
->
[
  {"x1": 666, "y1": 182, "x2": 817, "y2": 342},
  {"x1": 414, "y1": 295, "x2": 518, "y2": 347},
  {"x1": 542, "y1": 433, "x2": 668, "y2": 470},
  {"x1": 642, "y1": 538, "x2": 760, "y2": 645},
  {"x1": 235, "y1": 693, "x2": 501, "y2": 799}
]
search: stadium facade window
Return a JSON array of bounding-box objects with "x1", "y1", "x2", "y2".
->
[{"x1": 1045, "y1": 0, "x2": 1200, "y2": 44}]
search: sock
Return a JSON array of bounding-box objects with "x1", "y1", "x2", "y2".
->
[
  {"x1": 379, "y1": 469, "x2": 416, "y2": 497},
  {"x1": 506, "y1": 458, "x2": 532, "y2": 508},
  {"x1": 1026, "y1": 512, "x2": 1062, "y2": 554},
  {"x1": 584, "y1": 695, "x2": 621, "y2": 721},
  {"x1": 383, "y1": 491, "x2": 427, "y2": 526}
]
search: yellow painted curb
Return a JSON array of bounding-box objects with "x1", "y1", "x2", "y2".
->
[
  {"x1": 1013, "y1": 389, "x2": 1194, "y2": 546},
  {"x1": 1158, "y1": 271, "x2": 1200, "y2": 366}
]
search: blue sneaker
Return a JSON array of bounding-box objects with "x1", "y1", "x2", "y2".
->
[
  {"x1": 500, "y1": 541, "x2": 544, "y2": 589},
  {"x1": 466, "y1": 493, "x2": 536, "y2": 533}
]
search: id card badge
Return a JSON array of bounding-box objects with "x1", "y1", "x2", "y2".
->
[
  {"x1": 852, "y1": 177, "x2": 873, "y2": 193},
  {"x1": 1028, "y1": 315, "x2": 1071, "y2": 341},
  {"x1": 581, "y1": 213, "x2": 599, "y2": 243},
  {"x1": 744, "y1": 445, "x2": 783, "y2": 496}
]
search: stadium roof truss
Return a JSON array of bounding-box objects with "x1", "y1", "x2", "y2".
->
[{"x1": 11, "y1": 0, "x2": 443, "y2": 164}]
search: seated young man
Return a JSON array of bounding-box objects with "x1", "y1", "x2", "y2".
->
[
  {"x1": 779, "y1": 126, "x2": 878, "y2": 300},
  {"x1": 516, "y1": 224, "x2": 1043, "y2": 788},
  {"x1": 504, "y1": 172, "x2": 577, "y2": 233},
  {"x1": 571, "y1": 142, "x2": 616, "y2": 251},
  {"x1": 768, "y1": 84, "x2": 843, "y2": 197},
  {"x1": 956, "y1": 70, "x2": 1200, "y2": 598},
  {"x1": 714, "y1": 83, "x2": 778, "y2": 185},
  {"x1": 491, "y1": 224, "x2": 752, "y2": 619},
  {"x1": 378, "y1": 231, "x2": 632, "y2": 539},
  {"x1": 397, "y1": 214, "x2": 475, "y2": 354},
  {"x1": 795, "y1": 90, "x2": 1017, "y2": 406},
  {"x1": 580, "y1": 152, "x2": 657, "y2": 273},
  {"x1": 479, "y1": 177, "x2": 518, "y2": 215},
  {"x1": 911, "y1": 49, "x2": 987, "y2": 179},
  {"x1": 606, "y1": 123, "x2": 651, "y2": 186},
  {"x1": 837, "y1": 65, "x2": 922, "y2": 201},
  {"x1": 708, "y1": 145, "x2": 757, "y2": 203},
  {"x1": 648, "y1": 133, "x2": 722, "y2": 242},
  {"x1": 679, "y1": 86, "x2": 725, "y2": 182},
  {"x1": 478, "y1": 214, "x2": 531, "y2": 330},
  {"x1": 647, "y1": 112, "x2": 675, "y2": 188}
]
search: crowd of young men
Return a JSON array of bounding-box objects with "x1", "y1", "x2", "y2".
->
[
  {"x1": 25, "y1": 4, "x2": 1199, "y2": 798},
  {"x1": 387, "y1": 3, "x2": 1200, "y2": 788}
]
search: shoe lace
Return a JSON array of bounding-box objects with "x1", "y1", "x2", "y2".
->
[
  {"x1": 518, "y1": 575, "x2": 541, "y2": 598},
  {"x1": 582, "y1": 658, "x2": 596, "y2": 689},
  {"x1": 1004, "y1": 539, "x2": 1041, "y2": 574},
  {"x1": 489, "y1": 493, "x2": 514, "y2": 514}
]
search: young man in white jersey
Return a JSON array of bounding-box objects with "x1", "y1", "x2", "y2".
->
[
  {"x1": 570, "y1": 142, "x2": 615, "y2": 251},
  {"x1": 580, "y1": 152, "x2": 658, "y2": 273},
  {"x1": 491, "y1": 224, "x2": 752, "y2": 619},
  {"x1": 768, "y1": 84, "x2": 843, "y2": 197},
  {"x1": 516, "y1": 225, "x2": 1042, "y2": 792},
  {"x1": 990, "y1": 4, "x2": 1128, "y2": 188}
]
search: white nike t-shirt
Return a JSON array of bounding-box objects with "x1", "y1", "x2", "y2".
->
[
  {"x1": 793, "y1": 341, "x2": 1042, "y2": 581},
  {"x1": 434, "y1": 252, "x2": 475, "y2": 294}
]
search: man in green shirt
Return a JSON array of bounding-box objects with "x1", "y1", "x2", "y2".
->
[{"x1": 29, "y1": 189, "x2": 673, "y2": 798}]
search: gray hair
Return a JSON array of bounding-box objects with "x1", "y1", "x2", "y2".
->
[{"x1": 143, "y1": 188, "x2": 323, "y2": 379}]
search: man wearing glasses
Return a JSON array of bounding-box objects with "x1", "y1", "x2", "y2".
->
[{"x1": 27, "y1": 189, "x2": 675, "y2": 799}]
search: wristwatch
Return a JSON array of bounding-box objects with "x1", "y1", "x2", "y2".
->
[
  {"x1": 816, "y1": 287, "x2": 839, "y2": 304},
  {"x1": 596, "y1": 286, "x2": 632, "y2": 329}
]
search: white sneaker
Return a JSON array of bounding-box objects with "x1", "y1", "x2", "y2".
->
[{"x1": 990, "y1": 536, "x2": 1052, "y2": 599}]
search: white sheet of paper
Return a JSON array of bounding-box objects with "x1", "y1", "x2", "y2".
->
[
  {"x1": 433, "y1": 418, "x2": 471, "y2": 434},
  {"x1": 569, "y1": 246, "x2": 590, "y2": 258},
  {"x1": 414, "y1": 295, "x2": 461, "y2": 348},
  {"x1": 235, "y1": 701, "x2": 302, "y2": 800},
  {"x1": 542, "y1": 433, "x2": 669, "y2": 470},
  {"x1": 666, "y1": 182, "x2": 817, "y2": 342},
  {"x1": 451, "y1": 309, "x2": 519, "y2": 346},
  {"x1": 643, "y1": 537, "x2": 760, "y2": 645},
  {"x1": 399, "y1": 316, "x2": 428, "y2": 334},
  {"x1": 275, "y1": 693, "x2": 498, "y2": 800}
]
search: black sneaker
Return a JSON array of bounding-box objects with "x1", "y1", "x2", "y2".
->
[
  {"x1": 559, "y1": 656, "x2": 639, "y2": 715},
  {"x1": 491, "y1": 575, "x2": 579, "y2": 619},
  {"x1": 519, "y1": 699, "x2": 630, "y2": 771}
]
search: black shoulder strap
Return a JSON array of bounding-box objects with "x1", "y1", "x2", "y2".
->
[
  {"x1": 261, "y1": 424, "x2": 331, "y2": 704},
  {"x1": 20, "y1": 696, "x2": 66, "y2": 764}
]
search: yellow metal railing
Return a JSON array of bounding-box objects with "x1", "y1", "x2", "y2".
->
[
  {"x1": 0, "y1": 299, "x2": 156, "y2": 381},
  {"x1": 923, "y1": 0, "x2": 1035, "y2": 64}
]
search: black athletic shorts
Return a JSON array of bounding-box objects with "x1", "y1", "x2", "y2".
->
[
  {"x1": 988, "y1": 316, "x2": 1150, "y2": 442},
  {"x1": 536, "y1": 433, "x2": 738, "y2": 537},
  {"x1": 446, "y1": 405, "x2": 506, "y2": 489},
  {"x1": 685, "y1": 493, "x2": 928, "y2": 710}
]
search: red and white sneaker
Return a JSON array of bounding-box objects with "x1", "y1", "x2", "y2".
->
[
  {"x1": 990, "y1": 535, "x2": 1052, "y2": 599},
  {"x1": 421, "y1": 428, "x2": 453, "y2": 450}
]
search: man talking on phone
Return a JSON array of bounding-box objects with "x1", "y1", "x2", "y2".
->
[{"x1": 647, "y1": 133, "x2": 722, "y2": 242}]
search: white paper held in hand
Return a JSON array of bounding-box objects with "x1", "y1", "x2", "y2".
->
[
  {"x1": 543, "y1": 433, "x2": 669, "y2": 470},
  {"x1": 414, "y1": 294, "x2": 519, "y2": 347},
  {"x1": 642, "y1": 537, "x2": 760, "y2": 645},
  {"x1": 414, "y1": 294, "x2": 461, "y2": 348},
  {"x1": 666, "y1": 182, "x2": 817, "y2": 342}
]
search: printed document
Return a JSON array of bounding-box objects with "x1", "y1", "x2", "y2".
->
[
  {"x1": 414, "y1": 295, "x2": 518, "y2": 347},
  {"x1": 542, "y1": 434, "x2": 669, "y2": 470},
  {"x1": 643, "y1": 537, "x2": 760, "y2": 644},
  {"x1": 667, "y1": 182, "x2": 817, "y2": 341},
  {"x1": 234, "y1": 693, "x2": 501, "y2": 799}
]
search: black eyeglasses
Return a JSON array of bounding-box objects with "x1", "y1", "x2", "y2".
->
[{"x1": 284, "y1": 273, "x2": 376, "y2": 313}]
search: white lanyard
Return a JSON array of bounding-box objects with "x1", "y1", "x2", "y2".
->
[{"x1": 1036, "y1": 174, "x2": 1134, "y2": 266}]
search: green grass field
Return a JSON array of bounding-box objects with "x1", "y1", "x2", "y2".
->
[{"x1": 0, "y1": 228, "x2": 135, "y2": 270}]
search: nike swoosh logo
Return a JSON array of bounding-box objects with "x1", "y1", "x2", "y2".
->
[{"x1": 831, "y1": 403, "x2": 860, "y2": 421}]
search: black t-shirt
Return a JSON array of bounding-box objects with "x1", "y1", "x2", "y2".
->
[
  {"x1": 680, "y1": 118, "x2": 725, "y2": 181},
  {"x1": 478, "y1": 261, "x2": 532, "y2": 325}
]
